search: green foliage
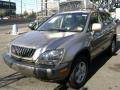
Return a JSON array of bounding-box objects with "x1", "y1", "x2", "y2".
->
[
  {"x1": 90, "y1": 0, "x2": 99, "y2": 3},
  {"x1": 23, "y1": 10, "x2": 28, "y2": 16},
  {"x1": 28, "y1": 11, "x2": 36, "y2": 18},
  {"x1": 0, "y1": 9, "x2": 6, "y2": 17}
]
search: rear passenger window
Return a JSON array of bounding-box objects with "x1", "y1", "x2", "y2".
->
[{"x1": 100, "y1": 12, "x2": 112, "y2": 23}]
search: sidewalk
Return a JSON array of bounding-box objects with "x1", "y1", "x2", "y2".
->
[
  {"x1": 17, "y1": 27, "x2": 31, "y2": 35},
  {"x1": 117, "y1": 25, "x2": 120, "y2": 34},
  {"x1": 0, "y1": 27, "x2": 30, "y2": 35}
]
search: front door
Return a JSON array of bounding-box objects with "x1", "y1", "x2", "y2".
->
[{"x1": 88, "y1": 12, "x2": 104, "y2": 58}]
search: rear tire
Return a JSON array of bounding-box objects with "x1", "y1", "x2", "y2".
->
[{"x1": 68, "y1": 56, "x2": 89, "y2": 89}]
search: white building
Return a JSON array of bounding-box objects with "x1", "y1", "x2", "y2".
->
[
  {"x1": 66, "y1": 0, "x2": 93, "y2": 9},
  {"x1": 41, "y1": 0, "x2": 93, "y2": 16},
  {"x1": 41, "y1": 0, "x2": 60, "y2": 16},
  {"x1": 47, "y1": 0, "x2": 60, "y2": 10}
]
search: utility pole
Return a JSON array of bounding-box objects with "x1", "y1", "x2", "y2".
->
[
  {"x1": 45, "y1": 0, "x2": 47, "y2": 16},
  {"x1": 36, "y1": 0, "x2": 37, "y2": 16},
  {"x1": 9, "y1": 0, "x2": 11, "y2": 18},
  {"x1": 58, "y1": 0, "x2": 60, "y2": 12},
  {"x1": 21, "y1": 0, "x2": 22, "y2": 16},
  {"x1": 84, "y1": 0, "x2": 87, "y2": 9},
  {"x1": 41, "y1": 0, "x2": 43, "y2": 16}
]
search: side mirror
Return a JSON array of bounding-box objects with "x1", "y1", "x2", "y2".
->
[
  {"x1": 28, "y1": 23, "x2": 36, "y2": 30},
  {"x1": 92, "y1": 23, "x2": 102, "y2": 32},
  {"x1": 115, "y1": 19, "x2": 119, "y2": 23}
]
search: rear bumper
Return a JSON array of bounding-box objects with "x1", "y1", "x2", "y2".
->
[{"x1": 3, "y1": 54, "x2": 71, "y2": 82}]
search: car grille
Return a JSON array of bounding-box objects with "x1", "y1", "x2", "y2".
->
[{"x1": 11, "y1": 45, "x2": 36, "y2": 58}]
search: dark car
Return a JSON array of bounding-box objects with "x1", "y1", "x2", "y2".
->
[{"x1": 28, "y1": 16, "x2": 50, "y2": 30}]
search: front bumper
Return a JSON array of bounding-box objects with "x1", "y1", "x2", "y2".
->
[{"x1": 3, "y1": 54, "x2": 71, "y2": 81}]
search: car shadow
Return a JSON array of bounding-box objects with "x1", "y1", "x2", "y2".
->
[
  {"x1": 87, "y1": 51, "x2": 112, "y2": 81},
  {"x1": 108, "y1": 40, "x2": 120, "y2": 72},
  {"x1": 116, "y1": 40, "x2": 120, "y2": 52},
  {"x1": 0, "y1": 72, "x2": 26, "y2": 88},
  {"x1": 53, "y1": 52, "x2": 112, "y2": 90},
  {"x1": 54, "y1": 40, "x2": 120, "y2": 90}
]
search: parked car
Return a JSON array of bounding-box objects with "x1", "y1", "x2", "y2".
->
[
  {"x1": 28, "y1": 16, "x2": 50, "y2": 30},
  {"x1": 3, "y1": 10, "x2": 117, "y2": 89}
]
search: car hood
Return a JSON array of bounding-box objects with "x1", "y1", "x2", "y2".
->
[{"x1": 12, "y1": 31, "x2": 76, "y2": 49}]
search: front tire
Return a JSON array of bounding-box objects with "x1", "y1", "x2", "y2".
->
[{"x1": 68, "y1": 56, "x2": 88, "y2": 89}]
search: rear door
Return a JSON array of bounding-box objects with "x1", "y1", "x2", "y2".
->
[{"x1": 99, "y1": 12, "x2": 114, "y2": 50}]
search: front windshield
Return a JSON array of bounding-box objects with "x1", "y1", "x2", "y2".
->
[{"x1": 37, "y1": 13, "x2": 88, "y2": 32}]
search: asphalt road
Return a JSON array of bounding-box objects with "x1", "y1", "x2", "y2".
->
[
  {"x1": 0, "y1": 25, "x2": 120, "y2": 90},
  {"x1": 0, "y1": 23, "x2": 29, "y2": 34}
]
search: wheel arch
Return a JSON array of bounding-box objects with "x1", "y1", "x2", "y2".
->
[
  {"x1": 70, "y1": 48, "x2": 91, "y2": 70},
  {"x1": 68, "y1": 48, "x2": 91, "y2": 89}
]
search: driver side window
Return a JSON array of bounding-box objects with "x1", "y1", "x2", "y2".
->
[{"x1": 88, "y1": 12, "x2": 102, "y2": 32}]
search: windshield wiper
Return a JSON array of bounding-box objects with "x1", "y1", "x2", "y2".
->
[
  {"x1": 39, "y1": 28, "x2": 82, "y2": 32},
  {"x1": 45, "y1": 28, "x2": 68, "y2": 32},
  {"x1": 39, "y1": 28, "x2": 81, "y2": 32}
]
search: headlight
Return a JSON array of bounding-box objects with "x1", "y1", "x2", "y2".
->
[{"x1": 36, "y1": 49, "x2": 64, "y2": 65}]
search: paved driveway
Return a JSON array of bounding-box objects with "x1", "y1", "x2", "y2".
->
[{"x1": 0, "y1": 25, "x2": 120, "y2": 90}]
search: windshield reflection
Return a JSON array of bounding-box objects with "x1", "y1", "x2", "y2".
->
[{"x1": 37, "y1": 13, "x2": 88, "y2": 32}]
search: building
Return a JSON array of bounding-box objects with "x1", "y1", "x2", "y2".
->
[
  {"x1": 40, "y1": 0, "x2": 60, "y2": 16},
  {"x1": 47, "y1": 0, "x2": 60, "y2": 15},
  {"x1": 59, "y1": 0, "x2": 93, "y2": 12},
  {"x1": 0, "y1": 0, "x2": 16, "y2": 17},
  {"x1": 40, "y1": 0, "x2": 93, "y2": 16}
]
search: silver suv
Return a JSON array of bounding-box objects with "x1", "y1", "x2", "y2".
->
[{"x1": 3, "y1": 10, "x2": 117, "y2": 89}]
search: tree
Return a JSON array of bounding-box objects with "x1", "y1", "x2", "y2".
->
[
  {"x1": 90, "y1": 0, "x2": 109, "y2": 3},
  {"x1": 0, "y1": 9, "x2": 6, "y2": 18},
  {"x1": 23, "y1": 10, "x2": 28, "y2": 16},
  {"x1": 90, "y1": 0, "x2": 99, "y2": 3},
  {"x1": 28, "y1": 11, "x2": 36, "y2": 18}
]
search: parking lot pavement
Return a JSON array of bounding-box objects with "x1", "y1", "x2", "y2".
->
[
  {"x1": 0, "y1": 23, "x2": 30, "y2": 35},
  {"x1": 117, "y1": 24, "x2": 120, "y2": 34},
  {"x1": 0, "y1": 31, "x2": 120, "y2": 90}
]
